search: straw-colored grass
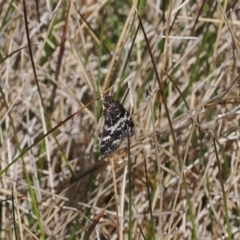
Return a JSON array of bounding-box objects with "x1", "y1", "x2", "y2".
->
[{"x1": 1, "y1": 0, "x2": 240, "y2": 239}]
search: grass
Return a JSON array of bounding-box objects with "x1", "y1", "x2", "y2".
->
[{"x1": 1, "y1": 0, "x2": 240, "y2": 239}]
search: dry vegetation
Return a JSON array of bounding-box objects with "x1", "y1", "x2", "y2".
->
[{"x1": 1, "y1": 0, "x2": 240, "y2": 239}]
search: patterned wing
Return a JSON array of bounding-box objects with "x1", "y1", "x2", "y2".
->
[
  {"x1": 100, "y1": 100, "x2": 134, "y2": 155},
  {"x1": 100, "y1": 104, "x2": 124, "y2": 155},
  {"x1": 122, "y1": 109, "x2": 134, "y2": 138}
]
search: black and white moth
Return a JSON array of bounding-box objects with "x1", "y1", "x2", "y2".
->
[{"x1": 100, "y1": 95, "x2": 134, "y2": 155}]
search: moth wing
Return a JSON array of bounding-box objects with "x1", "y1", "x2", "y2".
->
[
  {"x1": 100, "y1": 106, "x2": 124, "y2": 155},
  {"x1": 122, "y1": 110, "x2": 134, "y2": 138},
  {"x1": 100, "y1": 101, "x2": 134, "y2": 155},
  {"x1": 101, "y1": 129, "x2": 123, "y2": 155}
]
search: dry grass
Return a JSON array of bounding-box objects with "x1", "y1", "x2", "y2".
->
[{"x1": 1, "y1": 0, "x2": 240, "y2": 239}]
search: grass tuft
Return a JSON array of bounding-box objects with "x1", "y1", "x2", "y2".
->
[{"x1": 1, "y1": 1, "x2": 240, "y2": 239}]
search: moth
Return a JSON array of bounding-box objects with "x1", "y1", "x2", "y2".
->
[{"x1": 100, "y1": 95, "x2": 134, "y2": 155}]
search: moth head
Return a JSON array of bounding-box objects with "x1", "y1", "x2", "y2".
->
[{"x1": 103, "y1": 95, "x2": 115, "y2": 107}]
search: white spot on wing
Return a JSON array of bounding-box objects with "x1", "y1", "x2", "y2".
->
[{"x1": 102, "y1": 135, "x2": 111, "y2": 141}]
